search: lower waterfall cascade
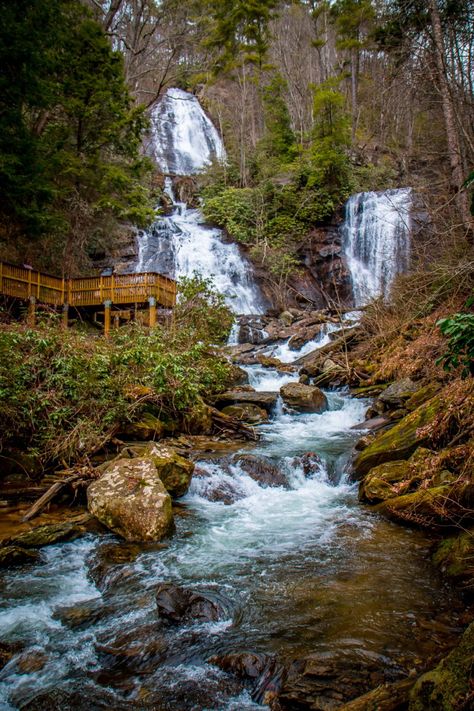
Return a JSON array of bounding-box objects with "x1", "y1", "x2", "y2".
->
[
  {"x1": 342, "y1": 188, "x2": 413, "y2": 307},
  {"x1": 136, "y1": 179, "x2": 265, "y2": 315}
]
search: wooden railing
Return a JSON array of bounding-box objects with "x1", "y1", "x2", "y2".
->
[{"x1": 0, "y1": 262, "x2": 176, "y2": 309}]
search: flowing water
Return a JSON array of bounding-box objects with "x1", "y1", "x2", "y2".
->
[
  {"x1": 137, "y1": 89, "x2": 265, "y2": 315},
  {"x1": 0, "y1": 364, "x2": 462, "y2": 710},
  {"x1": 342, "y1": 189, "x2": 413, "y2": 306},
  {"x1": 137, "y1": 179, "x2": 265, "y2": 315}
]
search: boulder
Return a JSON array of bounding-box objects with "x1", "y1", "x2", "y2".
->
[
  {"x1": 279, "y1": 311, "x2": 294, "y2": 326},
  {"x1": 213, "y1": 390, "x2": 278, "y2": 413},
  {"x1": 227, "y1": 364, "x2": 250, "y2": 386},
  {"x1": 0, "y1": 641, "x2": 24, "y2": 671},
  {"x1": 222, "y1": 404, "x2": 269, "y2": 425},
  {"x1": 358, "y1": 461, "x2": 412, "y2": 503},
  {"x1": 353, "y1": 395, "x2": 442, "y2": 478},
  {"x1": 405, "y1": 382, "x2": 441, "y2": 411},
  {"x1": 373, "y1": 485, "x2": 454, "y2": 528},
  {"x1": 409, "y1": 621, "x2": 474, "y2": 711},
  {"x1": 280, "y1": 383, "x2": 328, "y2": 413},
  {"x1": 87, "y1": 458, "x2": 173, "y2": 542},
  {"x1": 155, "y1": 583, "x2": 232, "y2": 623},
  {"x1": 233, "y1": 454, "x2": 289, "y2": 487}
]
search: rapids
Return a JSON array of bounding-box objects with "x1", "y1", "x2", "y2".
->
[{"x1": 0, "y1": 368, "x2": 462, "y2": 710}]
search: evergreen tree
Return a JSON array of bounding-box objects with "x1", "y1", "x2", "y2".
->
[{"x1": 0, "y1": 0, "x2": 153, "y2": 273}]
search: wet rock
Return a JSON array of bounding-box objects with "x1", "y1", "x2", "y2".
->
[
  {"x1": 53, "y1": 598, "x2": 114, "y2": 630},
  {"x1": 192, "y1": 468, "x2": 245, "y2": 505},
  {"x1": 358, "y1": 461, "x2": 412, "y2": 503},
  {"x1": 0, "y1": 641, "x2": 24, "y2": 670},
  {"x1": 280, "y1": 382, "x2": 328, "y2": 413},
  {"x1": 17, "y1": 650, "x2": 48, "y2": 674},
  {"x1": 20, "y1": 687, "x2": 141, "y2": 710},
  {"x1": 210, "y1": 651, "x2": 274, "y2": 679},
  {"x1": 222, "y1": 404, "x2": 269, "y2": 425},
  {"x1": 353, "y1": 394, "x2": 443, "y2": 478},
  {"x1": 4, "y1": 514, "x2": 96, "y2": 548},
  {"x1": 0, "y1": 545, "x2": 40, "y2": 567},
  {"x1": 210, "y1": 651, "x2": 285, "y2": 705},
  {"x1": 338, "y1": 677, "x2": 416, "y2": 710},
  {"x1": 409, "y1": 621, "x2": 474, "y2": 710},
  {"x1": 257, "y1": 354, "x2": 295, "y2": 372},
  {"x1": 227, "y1": 364, "x2": 250, "y2": 386},
  {"x1": 276, "y1": 653, "x2": 387, "y2": 710},
  {"x1": 94, "y1": 623, "x2": 167, "y2": 673},
  {"x1": 87, "y1": 458, "x2": 173, "y2": 542},
  {"x1": 213, "y1": 390, "x2": 278, "y2": 412},
  {"x1": 87, "y1": 541, "x2": 149, "y2": 591},
  {"x1": 233, "y1": 454, "x2": 289, "y2": 487},
  {"x1": 290, "y1": 452, "x2": 323, "y2": 478},
  {"x1": 155, "y1": 583, "x2": 232, "y2": 623},
  {"x1": 299, "y1": 374, "x2": 310, "y2": 384},
  {"x1": 288, "y1": 324, "x2": 322, "y2": 351},
  {"x1": 118, "y1": 412, "x2": 165, "y2": 441}
]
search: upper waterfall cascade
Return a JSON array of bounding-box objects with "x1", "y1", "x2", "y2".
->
[
  {"x1": 149, "y1": 87, "x2": 225, "y2": 176},
  {"x1": 342, "y1": 188, "x2": 413, "y2": 307},
  {"x1": 138, "y1": 88, "x2": 265, "y2": 314}
]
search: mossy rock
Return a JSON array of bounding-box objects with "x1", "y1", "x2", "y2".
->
[
  {"x1": 123, "y1": 443, "x2": 195, "y2": 498},
  {"x1": 359, "y1": 461, "x2": 412, "y2": 503},
  {"x1": 4, "y1": 514, "x2": 95, "y2": 548},
  {"x1": 182, "y1": 400, "x2": 213, "y2": 435},
  {"x1": 353, "y1": 394, "x2": 443, "y2": 478},
  {"x1": 433, "y1": 529, "x2": 474, "y2": 586},
  {"x1": 405, "y1": 383, "x2": 442, "y2": 412},
  {"x1": 374, "y1": 485, "x2": 453, "y2": 528},
  {"x1": 119, "y1": 413, "x2": 165, "y2": 441},
  {"x1": 409, "y1": 621, "x2": 474, "y2": 710}
]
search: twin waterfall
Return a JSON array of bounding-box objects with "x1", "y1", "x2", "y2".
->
[
  {"x1": 342, "y1": 188, "x2": 413, "y2": 307},
  {"x1": 138, "y1": 87, "x2": 413, "y2": 313}
]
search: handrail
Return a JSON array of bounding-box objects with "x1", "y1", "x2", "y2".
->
[{"x1": 0, "y1": 261, "x2": 176, "y2": 309}]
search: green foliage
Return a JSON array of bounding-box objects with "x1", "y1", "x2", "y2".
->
[
  {"x1": 201, "y1": 0, "x2": 279, "y2": 71},
  {"x1": 0, "y1": 0, "x2": 153, "y2": 272},
  {"x1": 437, "y1": 304, "x2": 474, "y2": 378},
  {"x1": 0, "y1": 282, "x2": 233, "y2": 466},
  {"x1": 256, "y1": 74, "x2": 296, "y2": 168},
  {"x1": 175, "y1": 274, "x2": 234, "y2": 344}
]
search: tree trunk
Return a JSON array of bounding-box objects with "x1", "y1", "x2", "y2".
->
[
  {"x1": 429, "y1": 0, "x2": 472, "y2": 240},
  {"x1": 351, "y1": 46, "x2": 358, "y2": 143}
]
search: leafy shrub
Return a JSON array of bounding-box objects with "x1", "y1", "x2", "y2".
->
[
  {"x1": 0, "y1": 278, "x2": 233, "y2": 467},
  {"x1": 437, "y1": 307, "x2": 474, "y2": 378}
]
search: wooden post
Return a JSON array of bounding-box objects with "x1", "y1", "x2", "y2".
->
[
  {"x1": 62, "y1": 303, "x2": 69, "y2": 330},
  {"x1": 27, "y1": 296, "x2": 36, "y2": 327},
  {"x1": 104, "y1": 299, "x2": 112, "y2": 338},
  {"x1": 148, "y1": 296, "x2": 157, "y2": 328}
]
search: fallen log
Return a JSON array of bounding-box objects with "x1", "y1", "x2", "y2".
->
[
  {"x1": 208, "y1": 405, "x2": 260, "y2": 441},
  {"x1": 21, "y1": 475, "x2": 81, "y2": 522}
]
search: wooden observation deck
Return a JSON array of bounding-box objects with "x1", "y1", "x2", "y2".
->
[{"x1": 0, "y1": 262, "x2": 176, "y2": 335}]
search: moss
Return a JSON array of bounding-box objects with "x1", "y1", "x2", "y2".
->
[
  {"x1": 433, "y1": 529, "x2": 474, "y2": 584},
  {"x1": 353, "y1": 394, "x2": 443, "y2": 478},
  {"x1": 374, "y1": 485, "x2": 453, "y2": 527},
  {"x1": 405, "y1": 383, "x2": 442, "y2": 411},
  {"x1": 409, "y1": 621, "x2": 474, "y2": 710},
  {"x1": 359, "y1": 460, "x2": 412, "y2": 503}
]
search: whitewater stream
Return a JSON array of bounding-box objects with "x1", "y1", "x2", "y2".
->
[{"x1": 0, "y1": 360, "x2": 462, "y2": 710}]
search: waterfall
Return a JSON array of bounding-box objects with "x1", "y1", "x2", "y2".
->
[
  {"x1": 138, "y1": 88, "x2": 265, "y2": 315},
  {"x1": 342, "y1": 188, "x2": 412, "y2": 307}
]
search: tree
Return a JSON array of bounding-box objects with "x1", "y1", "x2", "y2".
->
[
  {"x1": 0, "y1": 0, "x2": 153, "y2": 274},
  {"x1": 330, "y1": 0, "x2": 375, "y2": 142}
]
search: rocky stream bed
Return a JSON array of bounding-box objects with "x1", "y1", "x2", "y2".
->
[{"x1": 0, "y1": 312, "x2": 473, "y2": 710}]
